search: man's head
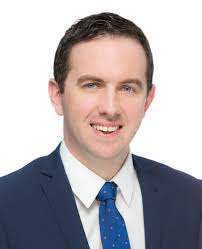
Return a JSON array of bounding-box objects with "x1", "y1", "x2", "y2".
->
[
  {"x1": 53, "y1": 12, "x2": 153, "y2": 94},
  {"x1": 49, "y1": 12, "x2": 155, "y2": 170}
]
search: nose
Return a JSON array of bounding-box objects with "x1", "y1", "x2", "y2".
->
[{"x1": 98, "y1": 87, "x2": 121, "y2": 118}]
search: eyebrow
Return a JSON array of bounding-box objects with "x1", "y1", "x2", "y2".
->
[
  {"x1": 77, "y1": 75, "x2": 105, "y2": 85},
  {"x1": 121, "y1": 78, "x2": 143, "y2": 89},
  {"x1": 77, "y1": 74, "x2": 144, "y2": 89}
]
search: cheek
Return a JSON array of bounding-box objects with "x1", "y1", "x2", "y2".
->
[
  {"x1": 122, "y1": 99, "x2": 146, "y2": 122},
  {"x1": 63, "y1": 94, "x2": 97, "y2": 119},
  {"x1": 76, "y1": 95, "x2": 97, "y2": 113}
]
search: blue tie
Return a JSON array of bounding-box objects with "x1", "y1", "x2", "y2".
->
[{"x1": 96, "y1": 182, "x2": 131, "y2": 249}]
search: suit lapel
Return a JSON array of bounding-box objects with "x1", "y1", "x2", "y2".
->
[
  {"x1": 40, "y1": 146, "x2": 90, "y2": 249},
  {"x1": 133, "y1": 155, "x2": 162, "y2": 249}
]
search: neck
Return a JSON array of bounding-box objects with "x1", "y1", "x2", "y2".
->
[
  {"x1": 63, "y1": 140, "x2": 129, "y2": 181},
  {"x1": 83, "y1": 152, "x2": 129, "y2": 181}
]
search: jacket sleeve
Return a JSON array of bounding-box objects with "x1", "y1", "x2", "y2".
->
[
  {"x1": 197, "y1": 180, "x2": 202, "y2": 249},
  {"x1": 0, "y1": 220, "x2": 10, "y2": 249},
  {"x1": 197, "y1": 214, "x2": 202, "y2": 249}
]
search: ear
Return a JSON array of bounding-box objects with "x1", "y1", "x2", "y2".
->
[
  {"x1": 144, "y1": 84, "x2": 155, "y2": 113},
  {"x1": 48, "y1": 79, "x2": 64, "y2": 116}
]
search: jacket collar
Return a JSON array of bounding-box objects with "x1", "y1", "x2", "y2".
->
[
  {"x1": 133, "y1": 155, "x2": 162, "y2": 249},
  {"x1": 40, "y1": 144, "x2": 90, "y2": 249}
]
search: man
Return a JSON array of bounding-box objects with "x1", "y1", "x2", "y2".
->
[{"x1": 0, "y1": 12, "x2": 202, "y2": 249}]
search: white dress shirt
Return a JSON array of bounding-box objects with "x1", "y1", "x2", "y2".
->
[{"x1": 60, "y1": 141, "x2": 145, "y2": 249}]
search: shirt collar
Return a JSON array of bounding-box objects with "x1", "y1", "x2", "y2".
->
[
  {"x1": 112, "y1": 153, "x2": 136, "y2": 207},
  {"x1": 60, "y1": 140, "x2": 136, "y2": 208}
]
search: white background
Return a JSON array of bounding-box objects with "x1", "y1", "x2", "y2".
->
[{"x1": 0, "y1": 0, "x2": 201, "y2": 177}]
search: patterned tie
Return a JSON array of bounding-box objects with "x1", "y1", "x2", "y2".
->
[{"x1": 96, "y1": 182, "x2": 131, "y2": 249}]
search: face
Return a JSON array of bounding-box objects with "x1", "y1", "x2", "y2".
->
[{"x1": 49, "y1": 36, "x2": 155, "y2": 163}]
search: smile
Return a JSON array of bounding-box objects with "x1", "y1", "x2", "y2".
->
[{"x1": 90, "y1": 124, "x2": 122, "y2": 135}]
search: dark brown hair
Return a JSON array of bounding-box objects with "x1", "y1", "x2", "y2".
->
[{"x1": 54, "y1": 12, "x2": 153, "y2": 94}]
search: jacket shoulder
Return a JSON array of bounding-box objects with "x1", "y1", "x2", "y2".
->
[
  {"x1": 0, "y1": 145, "x2": 61, "y2": 195},
  {"x1": 133, "y1": 154, "x2": 202, "y2": 196}
]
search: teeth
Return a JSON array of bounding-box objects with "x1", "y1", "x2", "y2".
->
[
  {"x1": 92, "y1": 125, "x2": 119, "y2": 132},
  {"x1": 103, "y1": 126, "x2": 107, "y2": 132}
]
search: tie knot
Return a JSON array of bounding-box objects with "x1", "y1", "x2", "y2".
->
[{"x1": 96, "y1": 182, "x2": 117, "y2": 202}]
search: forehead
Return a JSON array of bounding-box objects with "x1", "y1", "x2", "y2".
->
[{"x1": 68, "y1": 36, "x2": 147, "y2": 82}]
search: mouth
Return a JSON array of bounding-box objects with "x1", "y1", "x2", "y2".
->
[{"x1": 90, "y1": 124, "x2": 123, "y2": 136}]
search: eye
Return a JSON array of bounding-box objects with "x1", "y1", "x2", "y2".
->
[
  {"x1": 84, "y1": 82, "x2": 98, "y2": 89},
  {"x1": 121, "y1": 85, "x2": 135, "y2": 93}
]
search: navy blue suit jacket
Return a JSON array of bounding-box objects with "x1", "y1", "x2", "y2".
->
[{"x1": 0, "y1": 144, "x2": 202, "y2": 249}]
